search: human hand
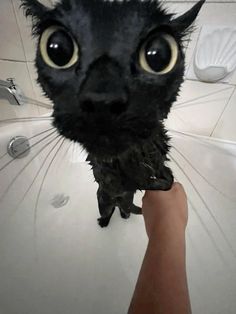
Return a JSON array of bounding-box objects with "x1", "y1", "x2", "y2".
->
[{"x1": 142, "y1": 183, "x2": 188, "y2": 239}]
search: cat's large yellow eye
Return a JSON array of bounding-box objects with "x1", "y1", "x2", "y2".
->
[
  {"x1": 40, "y1": 26, "x2": 79, "y2": 69},
  {"x1": 139, "y1": 33, "x2": 178, "y2": 75}
]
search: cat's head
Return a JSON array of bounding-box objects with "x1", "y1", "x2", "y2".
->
[{"x1": 22, "y1": 0, "x2": 205, "y2": 160}]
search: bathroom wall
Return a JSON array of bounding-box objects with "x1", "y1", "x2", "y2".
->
[
  {"x1": 0, "y1": 0, "x2": 56, "y2": 118},
  {"x1": 0, "y1": 0, "x2": 236, "y2": 139}
]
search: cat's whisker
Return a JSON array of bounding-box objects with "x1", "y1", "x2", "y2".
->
[
  {"x1": 171, "y1": 110, "x2": 188, "y2": 126},
  {"x1": 72, "y1": 141, "x2": 87, "y2": 160},
  {"x1": 79, "y1": 144, "x2": 88, "y2": 158},
  {"x1": 24, "y1": 127, "x2": 55, "y2": 141},
  {"x1": 33, "y1": 138, "x2": 65, "y2": 241},
  {"x1": 172, "y1": 171, "x2": 227, "y2": 264},
  {"x1": 66, "y1": 142, "x2": 75, "y2": 154},
  {"x1": 72, "y1": 141, "x2": 76, "y2": 160},
  {"x1": 0, "y1": 116, "x2": 53, "y2": 124},
  {"x1": 169, "y1": 129, "x2": 236, "y2": 157},
  {"x1": 0, "y1": 127, "x2": 55, "y2": 161},
  {"x1": 169, "y1": 153, "x2": 236, "y2": 259},
  {"x1": 54, "y1": 139, "x2": 71, "y2": 170},
  {"x1": 0, "y1": 129, "x2": 58, "y2": 173},
  {"x1": 188, "y1": 197, "x2": 228, "y2": 265},
  {"x1": 22, "y1": 97, "x2": 53, "y2": 110},
  {"x1": 173, "y1": 86, "x2": 232, "y2": 108},
  {"x1": 16, "y1": 137, "x2": 64, "y2": 211},
  {"x1": 172, "y1": 146, "x2": 236, "y2": 202},
  {"x1": 0, "y1": 133, "x2": 60, "y2": 201}
]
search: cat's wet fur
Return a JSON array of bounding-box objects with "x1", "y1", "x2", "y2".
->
[{"x1": 21, "y1": 0, "x2": 205, "y2": 227}]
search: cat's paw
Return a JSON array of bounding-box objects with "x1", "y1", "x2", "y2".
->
[
  {"x1": 97, "y1": 217, "x2": 110, "y2": 228},
  {"x1": 119, "y1": 210, "x2": 130, "y2": 219},
  {"x1": 130, "y1": 204, "x2": 142, "y2": 215}
]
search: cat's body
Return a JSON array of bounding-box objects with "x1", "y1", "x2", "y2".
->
[
  {"x1": 89, "y1": 125, "x2": 172, "y2": 226},
  {"x1": 22, "y1": 0, "x2": 205, "y2": 226}
]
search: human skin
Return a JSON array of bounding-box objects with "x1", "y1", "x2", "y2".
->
[{"x1": 128, "y1": 183, "x2": 191, "y2": 314}]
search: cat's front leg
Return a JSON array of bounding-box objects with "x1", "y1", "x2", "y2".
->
[
  {"x1": 144, "y1": 165, "x2": 174, "y2": 191},
  {"x1": 97, "y1": 186, "x2": 116, "y2": 227}
]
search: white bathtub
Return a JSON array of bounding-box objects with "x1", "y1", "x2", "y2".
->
[{"x1": 0, "y1": 113, "x2": 236, "y2": 314}]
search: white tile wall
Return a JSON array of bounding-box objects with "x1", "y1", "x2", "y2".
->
[
  {"x1": 162, "y1": 1, "x2": 192, "y2": 14},
  {"x1": 12, "y1": 0, "x2": 37, "y2": 62},
  {"x1": 27, "y1": 61, "x2": 53, "y2": 106},
  {"x1": 0, "y1": 0, "x2": 25, "y2": 61},
  {"x1": 166, "y1": 80, "x2": 235, "y2": 136},
  {"x1": 212, "y1": 87, "x2": 236, "y2": 141},
  {"x1": 0, "y1": 0, "x2": 52, "y2": 114}
]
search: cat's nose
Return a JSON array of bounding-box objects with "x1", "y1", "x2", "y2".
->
[{"x1": 80, "y1": 92, "x2": 128, "y2": 115}]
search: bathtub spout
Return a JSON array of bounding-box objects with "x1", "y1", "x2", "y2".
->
[{"x1": 0, "y1": 78, "x2": 25, "y2": 106}]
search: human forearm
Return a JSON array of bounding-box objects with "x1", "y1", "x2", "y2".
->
[{"x1": 128, "y1": 224, "x2": 191, "y2": 314}]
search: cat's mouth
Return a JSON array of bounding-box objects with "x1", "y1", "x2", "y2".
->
[{"x1": 53, "y1": 112, "x2": 140, "y2": 159}]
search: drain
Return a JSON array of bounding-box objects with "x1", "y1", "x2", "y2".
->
[
  {"x1": 7, "y1": 136, "x2": 30, "y2": 159},
  {"x1": 51, "y1": 194, "x2": 70, "y2": 208}
]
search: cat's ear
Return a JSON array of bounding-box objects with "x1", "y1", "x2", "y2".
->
[
  {"x1": 21, "y1": 0, "x2": 48, "y2": 19},
  {"x1": 21, "y1": 0, "x2": 48, "y2": 34},
  {"x1": 170, "y1": 0, "x2": 205, "y2": 33}
]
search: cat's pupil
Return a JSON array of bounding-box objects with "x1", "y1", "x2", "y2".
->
[
  {"x1": 47, "y1": 30, "x2": 74, "y2": 66},
  {"x1": 145, "y1": 36, "x2": 171, "y2": 72}
]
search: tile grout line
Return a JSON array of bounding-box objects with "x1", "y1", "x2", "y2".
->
[
  {"x1": 210, "y1": 85, "x2": 236, "y2": 138},
  {"x1": 0, "y1": 58, "x2": 26, "y2": 63},
  {"x1": 10, "y1": 0, "x2": 27, "y2": 63}
]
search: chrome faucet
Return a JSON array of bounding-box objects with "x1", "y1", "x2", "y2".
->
[{"x1": 0, "y1": 78, "x2": 25, "y2": 106}]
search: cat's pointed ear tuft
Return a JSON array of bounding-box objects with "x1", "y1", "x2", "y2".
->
[
  {"x1": 21, "y1": 0, "x2": 48, "y2": 35},
  {"x1": 170, "y1": 0, "x2": 205, "y2": 33},
  {"x1": 21, "y1": 0, "x2": 48, "y2": 18}
]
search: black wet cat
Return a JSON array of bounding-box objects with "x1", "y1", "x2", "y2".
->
[{"x1": 21, "y1": 0, "x2": 205, "y2": 227}]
